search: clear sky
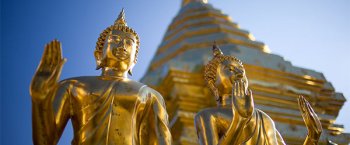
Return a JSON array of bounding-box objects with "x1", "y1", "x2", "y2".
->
[{"x1": 1, "y1": 0, "x2": 349, "y2": 144}]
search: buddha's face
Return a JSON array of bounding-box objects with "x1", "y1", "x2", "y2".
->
[
  {"x1": 215, "y1": 59, "x2": 248, "y2": 95},
  {"x1": 101, "y1": 29, "x2": 137, "y2": 72}
]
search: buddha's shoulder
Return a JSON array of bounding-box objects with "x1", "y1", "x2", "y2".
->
[
  {"x1": 59, "y1": 76, "x2": 145, "y2": 87},
  {"x1": 59, "y1": 76, "x2": 100, "y2": 84}
]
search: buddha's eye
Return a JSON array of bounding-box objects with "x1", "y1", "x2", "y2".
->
[
  {"x1": 125, "y1": 39, "x2": 133, "y2": 45},
  {"x1": 229, "y1": 67, "x2": 234, "y2": 72},
  {"x1": 225, "y1": 65, "x2": 234, "y2": 72}
]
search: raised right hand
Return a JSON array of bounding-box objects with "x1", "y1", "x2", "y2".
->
[
  {"x1": 30, "y1": 40, "x2": 66, "y2": 102},
  {"x1": 231, "y1": 80, "x2": 254, "y2": 119},
  {"x1": 298, "y1": 95, "x2": 322, "y2": 142}
]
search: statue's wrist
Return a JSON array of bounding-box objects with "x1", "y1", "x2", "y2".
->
[{"x1": 233, "y1": 109, "x2": 253, "y2": 121}]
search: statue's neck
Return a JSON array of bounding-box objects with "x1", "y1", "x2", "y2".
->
[
  {"x1": 101, "y1": 67, "x2": 128, "y2": 79},
  {"x1": 217, "y1": 94, "x2": 232, "y2": 107}
]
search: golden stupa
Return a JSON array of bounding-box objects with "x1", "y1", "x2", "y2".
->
[{"x1": 141, "y1": 0, "x2": 350, "y2": 145}]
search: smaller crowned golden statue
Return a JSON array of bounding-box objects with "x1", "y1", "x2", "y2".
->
[
  {"x1": 195, "y1": 43, "x2": 323, "y2": 145},
  {"x1": 30, "y1": 9, "x2": 172, "y2": 145}
]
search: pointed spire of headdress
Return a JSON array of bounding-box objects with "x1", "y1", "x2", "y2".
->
[
  {"x1": 212, "y1": 41, "x2": 223, "y2": 57},
  {"x1": 114, "y1": 8, "x2": 127, "y2": 26}
]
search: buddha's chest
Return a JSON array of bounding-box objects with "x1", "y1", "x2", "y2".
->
[{"x1": 70, "y1": 81, "x2": 144, "y2": 144}]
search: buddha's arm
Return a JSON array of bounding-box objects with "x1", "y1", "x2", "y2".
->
[
  {"x1": 32, "y1": 81, "x2": 72, "y2": 145},
  {"x1": 219, "y1": 81, "x2": 254, "y2": 145},
  {"x1": 136, "y1": 89, "x2": 172, "y2": 145},
  {"x1": 194, "y1": 112, "x2": 220, "y2": 145},
  {"x1": 219, "y1": 109, "x2": 253, "y2": 145},
  {"x1": 30, "y1": 40, "x2": 69, "y2": 144}
]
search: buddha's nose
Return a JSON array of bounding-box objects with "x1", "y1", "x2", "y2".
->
[
  {"x1": 116, "y1": 40, "x2": 126, "y2": 49},
  {"x1": 116, "y1": 43, "x2": 127, "y2": 52},
  {"x1": 116, "y1": 46, "x2": 126, "y2": 52}
]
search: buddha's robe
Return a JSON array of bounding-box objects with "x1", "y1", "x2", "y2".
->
[
  {"x1": 195, "y1": 107, "x2": 285, "y2": 145},
  {"x1": 32, "y1": 76, "x2": 171, "y2": 145}
]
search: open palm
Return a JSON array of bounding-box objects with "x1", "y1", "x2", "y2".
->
[
  {"x1": 298, "y1": 95, "x2": 322, "y2": 139},
  {"x1": 30, "y1": 40, "x2": 66, "y2": 102},
  {"x1": 231, "y1": 81, "x2": 254, "y2": 118}
]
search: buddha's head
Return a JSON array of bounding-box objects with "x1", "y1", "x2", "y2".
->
[
  {"x1": 204, "y1": 44, "x2": 248, "y2": 102},
  {"x1": 94, "y1": 9, "x2": 140, "y2": 76}
]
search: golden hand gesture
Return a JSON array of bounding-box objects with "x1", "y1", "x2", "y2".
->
[
  {"x1": 231, "y1": 81, "x2": 254, "y2": 118},
  {"x1": 30, "y1": 40, "x2": 66, "y2": 102},
  {"x1": 298, "y1": 96, "x2": 323, "y2": 141}
]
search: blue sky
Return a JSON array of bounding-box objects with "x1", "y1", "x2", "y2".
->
[{"x1": 1, "y1": 0, "x2": 349, "y2": 144}]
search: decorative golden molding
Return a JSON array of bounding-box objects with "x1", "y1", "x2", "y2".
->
[
  {"x1": 151, "y1": 39, "x2": 266, "y2": 71},
  {"x1": 168, "y1": 11, "x2": 232, "y2": 31},
  {"x1": 163, "y1": 20, "x2": 242, "y2": 42}
]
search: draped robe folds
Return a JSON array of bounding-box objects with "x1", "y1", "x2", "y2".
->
[
  {"x1": 33, "y1": 76, "x2": 171, "y2": 145},
  {"x1": 195, "y1": 108, "x2": 286, "y2": 145},
  {"x1": 225, "y1": 109, "x2": 286, "y2": 145}
]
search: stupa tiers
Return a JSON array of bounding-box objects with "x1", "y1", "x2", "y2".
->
[{"x1": 141, "y1": 1, "x2": 350, "y2": 145}]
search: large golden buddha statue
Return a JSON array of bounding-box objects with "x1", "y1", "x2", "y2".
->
[
  {"x1": 195, "y1": 44, "x2": 322, "y2": 145},
  {"x1": 30, "y1": 9, "x2": 172, "y2": 145}
]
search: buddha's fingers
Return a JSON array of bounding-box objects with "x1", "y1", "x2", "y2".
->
[
  {"x1": 242, "y1": 81, "x2": 247, "y2": 96},
  {"x1": 298, "y1": 96, "x2": 306, "y2": 115},
  {"x1": 298, "y1": 96, "x2": 311, "y2": 127},
  {"x1": 51, "y1": 40, "x2": 60, "y2": 70},
  {"x1": 246, "y1": 89, "x2": 254, "y2": 112},
  {"x1": 306, "y1": 102, "x2": 322, "y2": 133},
  {"x1": 247, "y1": 89, "x2": 253, "y2": 102},
  {"x1": 233, "y1": 81, "x2": 238, "y2": 97},
  {"x1": 48, "y1": 58, "x2": 66, "y2": 85},
  {"x1": 48, "y1": 40, "x2": 57, "y2": 71},
  {"x1": 55, "y1": 40, "x2": 64, "y2": 66},
  {"x1": 43, "y1": 44, "x2": 50, "y2": 66},
  {"x1": 56, "y1": 40, "x2": 63, "y2": 61},
  {"x1": 236, "y1": 81, "x2": 241, "y2": 97},
  {"x1": 37, "y1": 44, "x2": 50, "y2": 72},
  {"x1": 239, "y1": 81, "x2": 244, "y2": 98}
]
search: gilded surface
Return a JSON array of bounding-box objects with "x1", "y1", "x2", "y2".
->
[
  {"x1": 30, "y1": 9, "x2": 172, "y2": 145},
  {"x1": 195, "y1": 44, "x2": 322, "y2": 145},
  {"x1": 141, "y1": 1, "x2": 349, "y2": 144}
]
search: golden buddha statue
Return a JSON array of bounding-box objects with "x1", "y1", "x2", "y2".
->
[
  {"x1": 30, "y1": 9, "x2": 172, "y2": 145},
  {"x1": 195, "y1": 44, "x2": 322, "y2": 145}
]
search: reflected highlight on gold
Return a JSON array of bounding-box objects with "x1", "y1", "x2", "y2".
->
[
  {"x1": 30, "y1": 9, "x2": 172, "y2": 145},
  {"x1": 195, "y1": 44, "x2": 322, "y2": 145}
]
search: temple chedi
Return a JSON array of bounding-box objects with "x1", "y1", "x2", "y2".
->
[{"x1": 141, "y1": 0, "x2": 350, "y2": 144}]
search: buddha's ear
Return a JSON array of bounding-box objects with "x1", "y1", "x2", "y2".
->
[
  {"x1": 208, "y1": 82, "x2": 220, "y2": 101},
  {"x1": 94, "y1": 50, "x2": 103, "y2": 70}
]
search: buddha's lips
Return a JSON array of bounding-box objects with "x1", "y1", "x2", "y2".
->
[
  {"x1": 115, "y1": 53, "x2": 129, "y2": 60},
  {"x1": 113, "y1": 50, "x2": 129, "y2": 60}
]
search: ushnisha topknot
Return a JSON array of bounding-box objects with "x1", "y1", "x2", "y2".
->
[
  {"x1": 204, "y1": 42, "x2": 243, "y2": 99},
  {"x1": 95, "y1": 8, "x2": 140, "y2": 70}
]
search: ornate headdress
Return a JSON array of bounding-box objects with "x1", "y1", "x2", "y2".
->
[
  {"x1": 204, "y1": 43, "x2": 243, "y2": 99},
  {"x1": 95, "y1": 9, "x2": 140, "y2": 70}
]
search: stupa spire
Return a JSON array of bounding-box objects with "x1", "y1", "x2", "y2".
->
[{"x1": 182, "y1": 0, "x2": 208, "y2": 7}]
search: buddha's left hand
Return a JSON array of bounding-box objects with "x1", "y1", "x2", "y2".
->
[
  {"x1": 232, "y1": 80, "x2": 254, "y2": 119},
  {"x1": 298, "y1": 95, "x2": 322, "y2": 141}
]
